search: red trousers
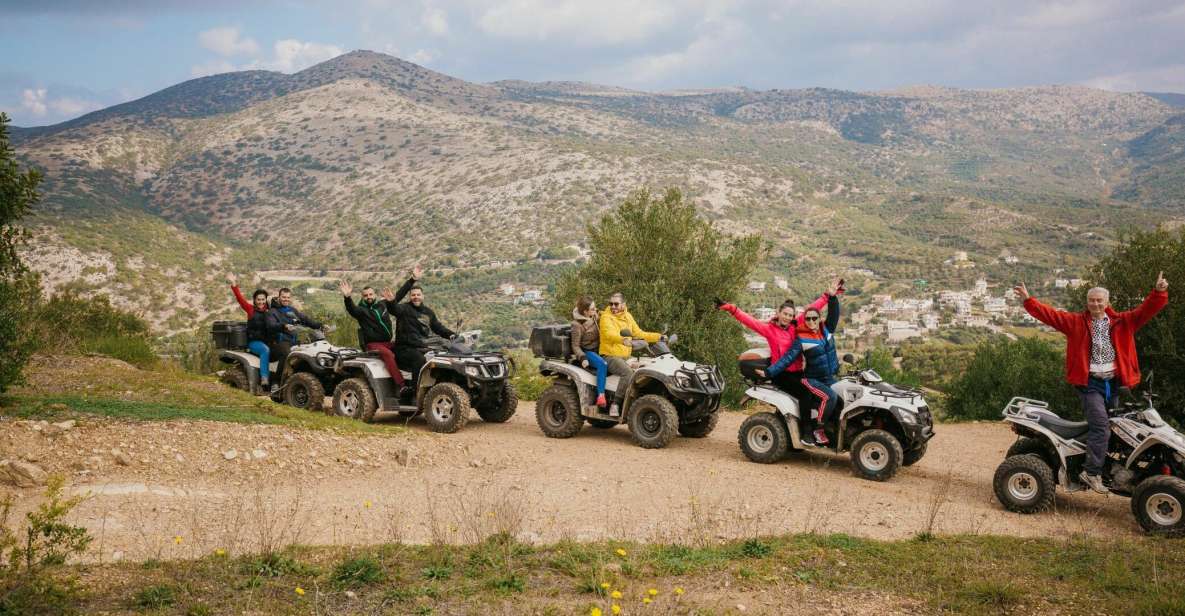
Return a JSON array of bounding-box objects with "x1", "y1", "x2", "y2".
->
[{"x1": 365, "y1": 342, "x2": 405, "y2": 386}]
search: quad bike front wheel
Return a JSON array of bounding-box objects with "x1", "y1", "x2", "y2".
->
[
  {"x1": 284, "y1": 372, "x2": 325, "y2": 412},
  {"x1": 993, "y1": 454, "x2": 1056, "y2": 514},
  {"x1": 422, "y1": 382, "x2": 472, "y2": 433},
  {"x1": 628, "y1": 394, "x2": 679, "y2": 449},
  {"x1": 849, "y1": 429, "x2": 904, "y2": 481},
  {"x1": 678, "y1": 412, "x2": 719, "y2": 438},
  {"x1": 738, "y1": 412, "x2": 789, "y2": 463},
  {"x1": 902, "y1": 441, "x2": 928, "y2": 467},
  {"x1": 535, "y1": 382, "x2": 583, "y2": 438},
  {"x1": 332, "y1": 377, "x2": 378, "y2": 423},
  {"x1": 1131, "y1": 475, "x2": 1185, "y2": 536},
  {"x1": 476, "y1": 382, "x2": 518, "y2": 423}
]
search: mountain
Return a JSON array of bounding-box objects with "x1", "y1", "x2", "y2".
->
[
  {"x1": 14, "y1": 51, "x2": 1185, "y2": 336},
  {"x1": 1144, "y1": 92, "x2": 1185, "y2": 108}
]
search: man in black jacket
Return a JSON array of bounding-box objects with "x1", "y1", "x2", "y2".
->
[
  {"x1": 382, "y1": 266, "x2": 455, "y2": 390},
  {"x1": 340, "y1": 279, "x2": 410, "y2": 396},
  {"x1": 265, "y1": 288, "x2": 323, "y2": 385}
]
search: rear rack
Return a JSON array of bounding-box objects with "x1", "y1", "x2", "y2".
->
[{"x1": 1003, "y1": 397, "x2": 1049, "y2": 419}]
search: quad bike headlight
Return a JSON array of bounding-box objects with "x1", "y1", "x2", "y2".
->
[
  {"x1": 674, "y1": 373, "x2": 693, "y2": 389},
  {"x1": 891, "y1": 405, "x2": 917, "y2": 424},
  {"x1": 465, "y1": 365, "x2": 481, "y2": 377}
]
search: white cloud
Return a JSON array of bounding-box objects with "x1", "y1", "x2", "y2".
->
[
  {"x1": 258, "y1": 39, "x2": 345, "y2": 72},
  {"x1": 422, "y1": 6, "x2": 449, "y2": 35},
  {"x1": 21, "y1": 88, "x2": 47, "y2": 116},
  {"x1": 1082, "y1": 64, "x2": 1185, "y2": 93},
  {"x1": 198, "y1": 25, "x2": 259, "y2": 57},
  {"x1": 19, "y1": 87, "x2": 99, "y2": 119},
  {"x1": 409, "y1": 48, "x2": 436, "y2": 64},
  {"x1": 476, "y1": 0, "x2": 676, "y2": 46}
]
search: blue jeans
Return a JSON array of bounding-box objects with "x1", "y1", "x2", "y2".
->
[
  {"x1": 247, "y1": 340, "x2": 270, "y2": 383},
  {"x1": 584, "y1": 350, "x2": 608, "y2": 395},
  {"x1": 802, "y1": 376, "x2": 839, "y2": 428}
]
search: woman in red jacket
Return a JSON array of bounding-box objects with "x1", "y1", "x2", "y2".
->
[
  {"x1": 1015, "y1": 272, "x2": 1168, "y2": 492},
  {"x1": 227, "y1": 273, "x2": 274, "y2": 394}
]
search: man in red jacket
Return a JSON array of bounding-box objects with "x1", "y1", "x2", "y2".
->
[{"x1": 1015, "y1": 272, "x2": 1169, "y2": 493}]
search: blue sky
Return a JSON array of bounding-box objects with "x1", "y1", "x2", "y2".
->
[{"x1": 3, "y1": 0, "x2": 1184, "y2": 126}]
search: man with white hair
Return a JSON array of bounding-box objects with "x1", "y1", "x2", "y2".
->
[{"x1": 1014, "y1": 272, "x2": 1169, "y2": 493}]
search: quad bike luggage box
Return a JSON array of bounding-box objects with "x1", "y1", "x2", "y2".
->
[
  {"x1": 529, "y1": 324, "x2": 571, "y2": 359},
  {"x1": 737, "y1": 349, "x2": 770, "y2": 382},
  {"x1": 212, "y1": 320, "x2": 248, "y2": 350}
]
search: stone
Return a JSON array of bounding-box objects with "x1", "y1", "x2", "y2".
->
[
  {"x1": 394, "y1": 448, "x2": 411, "y2": 466},
  {"x1": 52, "y1": 420, "x2": 76, "y2": 431},
  {"x1": 223, "y1": 449, "x2": 238, "y2": 461},
  {"x1": 251, "y1": 449, "x2": 268, "y2": 460},
  {"x1": 345, "y1": 591, "x2": 357, "y2": 599},
  {"x1": 469, "y1": 458, "x2": 483, "y2": 468},
  {"x1": 47, "y1": 403, "x2": 68, "y2": 412},
  {"x1": 113, "y1": 450, "x2": 132, "y2": 466},
  {"x1": 0, "y1": 459, "x2": 49, "y2": 487},
  {"x1": 175, "y1": 453, "x2": 185, "y2": 463}
]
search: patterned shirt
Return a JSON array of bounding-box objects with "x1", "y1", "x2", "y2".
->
[{"x1": 1089, "y1": 316, "x2": 1116, "y2": 378}]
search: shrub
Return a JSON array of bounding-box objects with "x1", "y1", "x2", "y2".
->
[
  {"x1": 945, "y1": 337, "x2": 1077, "y2": 421},
  {"x1": 0, "y1": 112, "x2": 42, "y2": 393},
  {"x1": 133, "y1": 585, "x2": 177, "y2": 609},
  {"x1": 331, "y1": 556, "x2": 385, "y2": 588},
  {"x1": 554, "y1": 188, "x2": 764, "y2": 405},
  {"x1": 27, "y1": 293, "x2": 156, "y2": 368},
  {"x1": 506, "y1": 349, "x2": 549, "y2": 401},
  {"x1": 0, "y1": 476, "x2": 93, "y2": 615}
]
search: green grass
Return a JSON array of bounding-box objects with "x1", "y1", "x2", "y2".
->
[{"x1": 63, "y1": 533, "x2": 1185, "y2": 615}]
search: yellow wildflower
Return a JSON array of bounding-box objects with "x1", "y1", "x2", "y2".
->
[
  {"x1": 364, "y1": 500, "x2": 372, "y2": 508},
  {"x1": 295, "y1": 587, "x2": 306, "y2": 596},
  {"x1": 214, "y1": 548, "x2": 226, "y2": 557},
  {"x1": 674, "y1": 587, "x2": 685, "y2": 595},
  {"x1": 643, "y1": 597, "x2": 652, "y2": 605},
  {"x1": 173, "y1": 536, "x2": 183, "y2": 545},
  {"x1": 590, "y1": 608, "x2": 602, "y2": 616},
  {"x1": 611, "y1": 590, "x2": 622, "y2": 599},
  {"x1": 600, "y1": 582, "x2": 611, "y2": 589},
  {"x1": 648, "y1": 588, "x2": 658, "y2": 596},
  {"x1": 615, "y1": 548, "x2": 627, "y2": 557},
  {"x1": 611, "y1": 605, "x2": 621, "y2": 615}
]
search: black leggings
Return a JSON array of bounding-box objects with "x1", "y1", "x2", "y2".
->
[
  {"x1": 772, "y1": 371, "x2": 816, "y2": 432},
  {"x1": 268, "y1": 341, "x2": 292, "y2": 383}
]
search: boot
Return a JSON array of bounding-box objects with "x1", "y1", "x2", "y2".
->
[{"x1": 595, "y1": 393, "x2": 607, "y2": 409}]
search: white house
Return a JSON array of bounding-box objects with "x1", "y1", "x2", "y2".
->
[
  {"x1": 774, "y1": 276, "x2": 788, "y2": 290},
  {"x1": 747, "y1": 281, "x2": 767, "y2": 292}
]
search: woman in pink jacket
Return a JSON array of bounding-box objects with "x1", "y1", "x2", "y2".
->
[{"x1": 717, "y1": 284, "x2": 835, "y2": 442}]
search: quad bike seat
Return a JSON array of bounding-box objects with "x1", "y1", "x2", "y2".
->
[
  {"x1": 737, "y1": 351, "x2": 771, "y2": 382},
  {"x1": 1034, "y1": 411, "x2": 1090, "y2": 440}
]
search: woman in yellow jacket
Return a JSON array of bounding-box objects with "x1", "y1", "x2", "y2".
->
[{"x1": 598, "y1": 292, "x2": 662, "y2": 416}]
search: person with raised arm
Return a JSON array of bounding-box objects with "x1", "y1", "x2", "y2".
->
[{"x1": 227, "y1": 273, "x2": 273, "y2": 395}]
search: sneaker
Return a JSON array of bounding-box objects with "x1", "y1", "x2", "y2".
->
[
  {"x1": 800, "y1": 431, "x2": 816, "y2": 447},
  {"x1": 269, "y1": 383, "x2": 280, "y2": 396},
  {"x1": 609, "y1": 403, "x2": 620, "y2": 417},
  {"x1": 595, "y1": 393, "x2": 607, "y2": 408},
  {"x1": 1079, "y1": 471, "x2": 1107, "y2": 494},
  {"x1": 812, "y1": 428, "x2": 830, "y2": 446}
]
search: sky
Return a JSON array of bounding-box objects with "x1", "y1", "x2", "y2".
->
[{"x1": 2, "y1": 0, "x2": 1184, "y2": 126}]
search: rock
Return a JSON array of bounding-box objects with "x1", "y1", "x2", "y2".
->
[
  {"x1": 223, "y1": 449, "x2": 238, "y2": 461},
  {"x1": 251, "y1": 449, "x2": 267, "y2": 460},
  {"x1": 394, "y1": 448, "x2": 411, "y2": 466},
  {"x1": 23, "y1": 452, "x2": 39, "y2": 463},
  {"x1": 113, "y1": 450, "x2": 132, "y2": 466},
  {"x1": 175, "y1": 454, "x2": 185, "y2": 463},
  {"x1": 0, "y1": 459, "x2": 49, "y2": 487},
  {"x1": 52, "y1": 420, "x2": 76, "y2": 431},
  {"x1": 86, "y1": 456, "x2": 103, "y2": 468},
  {"x1": 736, "y1": 604, "x2": 747, "y2": 612},
  {"x1": 345, "y1": 591, "x2": 357, "y2": 600},
  {"x1": 469, "y1": 458, "x2": 483, "y2": 468},
  {"x1": 112, "y1": 551, "x2": 124, "y2": 561}
]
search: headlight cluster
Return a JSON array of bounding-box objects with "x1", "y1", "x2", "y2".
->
[
  {"x1": 674, "y1": 373, "x2": 693, "y2": 389},
  {"x1": 465, "y1": 365, "x2": 481, "y2": 377},
  {"x1": 891, "y1": 405, "x2": 918, "y2": 424}
]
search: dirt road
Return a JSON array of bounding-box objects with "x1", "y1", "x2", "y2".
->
[{"x1": 4, "y1": 405, "x2": 1135, "y2": 562}]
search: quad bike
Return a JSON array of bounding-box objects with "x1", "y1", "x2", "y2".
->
[
  {"x1": 735, "y1": 350, "x2": 934, "y2": 481},
  {"x1": 529, "y1": 324, "x2": 724, "y2": 449},
  {"x1": 993, "y1": 380, "x2": 1185, "y2": 536},
  {"x1": 327, "y1": 328, "x2": 518, "y2": 434},
  {"x1": 215, "y1": 322, "x2": 350, "y2": 410}
]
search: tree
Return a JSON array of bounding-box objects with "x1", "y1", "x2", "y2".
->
[
  {"x1": 554, "y1": 188, "x2": 765, "y2": 404},
  {"x1": 945, "y1": 337, "x2": 1077, "y2": 421},
  {"x1": 0, "y1": 112, "x2": 42, "y2": 393},
  {"x1": 1090, "y1": 227, "x2": 1184, "y2": 423}
]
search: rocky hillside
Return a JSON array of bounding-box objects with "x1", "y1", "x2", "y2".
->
[{"x1": 13, "y1": 50, "x2": 1185, "y2": 333}]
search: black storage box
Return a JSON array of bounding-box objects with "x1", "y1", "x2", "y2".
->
[
  {"x1": 529, "y1": 324, "x2": 572, "y2": 359},
  {"x1": 212, "y1": 320, "x2": 249, "y2": 350}
]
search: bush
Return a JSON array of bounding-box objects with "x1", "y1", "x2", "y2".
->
[
  {"x1": 506, "y1": 349, "x2": 549, "y2": 401},
  {"x1": 554, "y1": 188, "x2": 764, "y2": 405},
  {"x1": 945, "y1": 337, "x2": 1078, "y2": 421},
  {"x1": 0, "y1": 477, "x2": 93, "y2": 614},
  {"x1": 0, "y1": 276, "x2": 39, "y2": 394},
  {"x1": 27, "y1": 293, "x2": 156, "y2": 368},
  {"x1": 0, "y1": 112, "x2": 42, "y2": 394},
  {"x1": 331, "y1": 556, "x2": 385, "y2": 588}
]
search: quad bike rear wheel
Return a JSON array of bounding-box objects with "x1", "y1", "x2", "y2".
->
[
  {"x1": 476, "y1": 382, "x2": 518, "y2": 423},
  {"x1": 678, "y1": 412, "x2": 719, "y2": 438},
  {"x1": 628, "y1": 394, "x2": 679, "y2": 449},
  {"x1": 284, "y1": 372, "x2": 325, "y2": 412},
  {"x1": 535, "y1": 382, "x2": 583, "y2": 438},
  {"x1": 849, "y1": 429, "x2": 904, "y2": 481},
  {"x1": 993, "y1": 454, "x2": 1056, "y2": 514},
  {"x1": 1006, "y1": 437, "x2": 1059, "y2": 471},
  {"x1": 738, "y1": 412, "x2": 789, "y2": 463},
  {"x1": 1131, "y1": 475, "x2": 1185, "y2": 536},
  {"x1": 332, "y1": 377, "x2": 378, "y2": 422},
  {"x1": 422, "y1": 382, "x2": 471, "y2": 433},
  {"x1": 222, "y1": 364, "x2": 250, "y2": 392}
]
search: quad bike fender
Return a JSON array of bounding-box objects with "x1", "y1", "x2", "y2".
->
[
  {"x1": 1003, "y1": 417, "x2": 1085, "y2": 473},
  {"x1": 537, "y1": 360, "x2": 596, "y2": 408},
  {"x1": 339, "y1": 356, "x2": 398, "y2": 410},
  {"x1": 219, "y1": 350, "x2": 261, "y2": 390},
  {"x1": 741, "y1": 385, "x2": 804, "y2": 449},
  {"x1": 1126, "y1": 434, "x2": 1185, "y2": 470}
]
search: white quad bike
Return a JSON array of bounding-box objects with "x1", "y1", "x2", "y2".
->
[
  {"x1": 994, "y1": 383, "x2": 1185, "y2": 536},
  {"x1": 529, "y1": 324, "x2": 724, "y2": 449},
  {"x1": 736, "y1": 350, "x2": 935, "y2": 481},
  {"x1": 215, "y1": 321, "x2": 343, "y2": 407}
]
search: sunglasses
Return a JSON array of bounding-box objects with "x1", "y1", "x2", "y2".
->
[
  {"x1": 804, "y1": 316, "x2": 820, "y2": 322},
  {"x1": 609, "y1": 301, "x2": 623, "y2": 306}
]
